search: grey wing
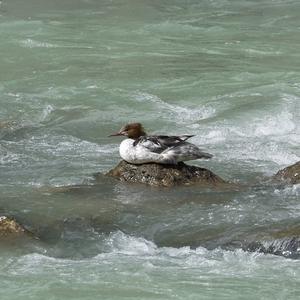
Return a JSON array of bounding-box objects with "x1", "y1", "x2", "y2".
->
[
  {"x1": 150, "y1": 135, "x2": 194, "y2": 147},
  {"x1": 134, "y1": 135, "x2": 195, "y2": 154},
  {"x1": 136, "y1": 136, "x2": 168, "y2": 153},
  {"x1": 164, "y1": 142, "x2": 213, "y2": 159}
]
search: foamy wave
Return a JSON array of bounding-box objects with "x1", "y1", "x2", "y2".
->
[
  {"x1": 98, "y1": 233, "x2": 300, "y2": 275},
  {"x1": 20, "y1": 38, "x2": 58, "y2": 48},
  {"x1": 4, "y1": 232, "x2": 300, "y2": 282},
  {"x1": 144, "y1": 21, "x2": 202, "y2": 35},
  {"x1": 0, "y1": 135, "x2": 117, "y2": 168},
  {"x1": 192, "y1": 129, "x2": 227, "y2": 145},
  {"x1": 274, "y1": 184, "x2": 300, "y2": 197},
  {"x1": 104, "y1": 231, "x2": 261, "y2": 266},
  {"x1": 133, "y1": 92, "x2": 215, "y2": 124},
  {"x1": 40, "y1": 105, "x2": 55, "y2": 122},
  {"x1": 107, "y1": 232, "x2": 157, "y2": 256},
  {"x1": 0, "y1": 151, "x2": 26, "y2": 165},
  {"x1": 245, "y1": 48, "x2": 282, "y2": 56},
  {"x1": 191, "y1": 94, "x2": 299, "y2": 168},
  {"x1": 253, "y1": 111, "x2": 295, "y2": 137},
  {"x1": 23, "y1": 134, "x2": 116, "y2": 158}
]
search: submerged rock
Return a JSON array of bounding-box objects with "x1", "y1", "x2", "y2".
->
[
  {"x1": 0, "y1": 120, "x2": 15, "y2": 130},
  {"x1": 105, "y1": 160, "x2": 227, "y2": 187},
  {"x1": 245, "y1": 237, "x2": 300, "y2": 259},
  {"x1": 226, "y1": 224, "x2": 300, "y2": 259},
  {"x1": 0, "y1": 216, "x2": 26, "y2": 237},
  {"x1": 273, "y1": 161, "x2": 300, "y2": 184}
]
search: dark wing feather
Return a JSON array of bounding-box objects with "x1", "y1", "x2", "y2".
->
[
  {"x1": 133, "y1": 135, "x2": 195, "y2": 154},
  {"x1": 155, "y1": 135, "x2": 194, "y2": 146},
  {"x1": 133, "y1": 136, "x2": 167, "y2": 153}
]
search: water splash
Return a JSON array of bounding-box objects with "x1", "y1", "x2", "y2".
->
[{"x1": 133, "y1": 92, "x2": 215, "y2": 124}]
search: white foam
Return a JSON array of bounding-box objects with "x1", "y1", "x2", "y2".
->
[
  {"x1": 20, "y1": 38, "x2": 58, "y2": 48},
  {"x1": 253, "y1": 111, "x2": 295, "y2": 137},
  {"x1": 193, "y1": 129, "x2": 227, "y2": 145},
  {"x1": 133, "y1": 92, "x2": 215, "y2": 124},
  {"x1": 40, "y1": 105, "x2": 55, "y2": 122},
  {"x1": 0, "y1": 134, "x2": 117, "y2": 171},
  {"x1": 245, "y1": 48, "x2": 282, "y2": 56},
  {"x1": 144, "y1": 21, "x2": 201, "y2": 35},
  {"x1": 274, "y1": 184, "x2": 300, "y2": 197},
  {"x1": 108, "y1": 232, "x2": 157, "y2": 256},
  {"x1": 104, "y1": 232, "x2": 260, "y2": 269},
  {"x1": 190, "y1": 95, "x2": 299, "y2": 168},
  {"x1": 0, "y1": 150, "x2": 27, "y2": 166},
  {"x1": 3, "y1": 232, "x2": 300, "y2": 284}
]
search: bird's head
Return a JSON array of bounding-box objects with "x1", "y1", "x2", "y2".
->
[{"x1": 108, "y1": 123, "x2": 146, "y2": 139}]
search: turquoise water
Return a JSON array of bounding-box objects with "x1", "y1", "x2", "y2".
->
[{"x1": 0, "y1": 0, "x2": 300, "y2": 299}]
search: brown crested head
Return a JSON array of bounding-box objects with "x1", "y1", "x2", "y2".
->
[{"x1": 109, "y1": 122, "x2": 146, "y2": 139}]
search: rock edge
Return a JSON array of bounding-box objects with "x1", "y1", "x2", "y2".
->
[
  {"x1": 273, "y1": 161, "x2": 300, "y2": 184},
  {"x1": 0, "y1": 216, "x2": 26, "y2": 237},
  {"x1": 105, "y1": 160, "x2": 227, "y2": 187}
]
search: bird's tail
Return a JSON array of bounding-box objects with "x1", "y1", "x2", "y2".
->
[
  {"x1": 179, "y1": 135, "x2": 195, "y2": 141},
  {"x1": 197, "y1": 151, "x2": 213, "y2": 159}
]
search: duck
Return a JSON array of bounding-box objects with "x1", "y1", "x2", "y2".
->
[{"x1": 109, "y1": 122, "x2": 212, "y2": 165}]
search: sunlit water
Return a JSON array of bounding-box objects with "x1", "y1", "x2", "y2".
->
[{"x1": 0, "y1": 0, "x2": 300, "y2": 299}]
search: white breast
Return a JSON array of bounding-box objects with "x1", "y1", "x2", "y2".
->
[{"x1": 119, "y1": 138, "x2": 161, "y2": 164}]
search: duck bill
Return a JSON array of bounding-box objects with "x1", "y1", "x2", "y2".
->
[{"x1": 108, "y1": 131, "x2": 126, "y2": 137}]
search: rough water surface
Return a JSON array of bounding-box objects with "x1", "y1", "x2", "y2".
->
[{"x1": 0, "y1": 0, "x2": 300, "y2": 299}]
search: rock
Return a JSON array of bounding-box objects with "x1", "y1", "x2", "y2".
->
[
  {"x1": 245, "y1": 238, "x2": 300, "y2": 259},
  {"x1": 105, "y1": 160, "x2": 227, "y2": 187},
  {"x1": 228, "y1": 224, "x2": 300, "y2": 259},
  {"x1": 273, "y1": 161, "x2": 300, "y2": 184},
  {"x1": 0, "y1": 216, "x2": 26, "y2": 237}
]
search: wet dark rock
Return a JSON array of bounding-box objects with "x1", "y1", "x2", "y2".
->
[
  {"x1": 0, "y1": 216, "x2": 26, "y2": 237},
  {"x1": 245, "y1": 238, "x2": 300, "y2": 259},
  {"x1": 105, "y1": 160, "x2": 227, "y2": 187},
  {"x1": 227, "y1": 225, "x2": 300, "y2": 259},
  {"x1": 273, "y1": 161, "x2": 300, "y2": 184}
]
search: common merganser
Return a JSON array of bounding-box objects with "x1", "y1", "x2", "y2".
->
[{"x1": 109, "y1": 123, "x2": 213, "y2": 165}]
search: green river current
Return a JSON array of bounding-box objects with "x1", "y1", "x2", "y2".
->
[{"x1": 0, "y1": 0, "x2": 300, "y2": 299}]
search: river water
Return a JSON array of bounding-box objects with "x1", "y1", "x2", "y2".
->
[{"x1": 0, "y1": 0, "x2": 300, "y2": 299}]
